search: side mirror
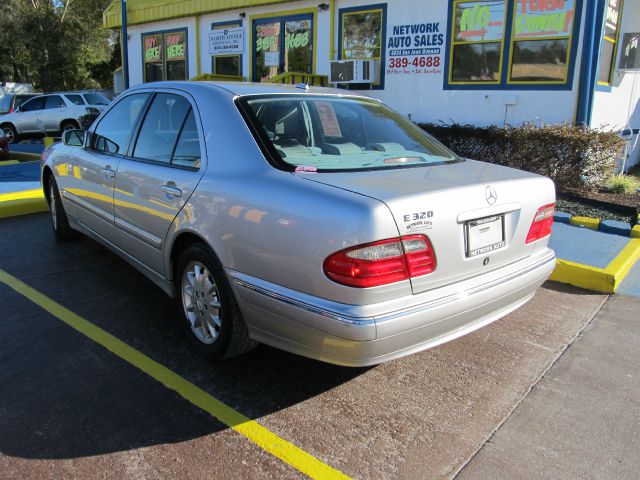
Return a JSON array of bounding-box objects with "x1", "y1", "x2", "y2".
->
[{"x1": 63, "y1": 129, "x2": 87, "y2": 147}]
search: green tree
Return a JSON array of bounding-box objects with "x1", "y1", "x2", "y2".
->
[{"x1": 0, "y1": 0, "x2": 117, "y2": 92}]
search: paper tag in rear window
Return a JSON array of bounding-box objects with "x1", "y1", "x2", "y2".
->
[
  {"x1": 316, "y1": 101, "x2": 342, "y2": 138},
  {"x1": 466, "y1": 215, "x2": 505, "y2": 257}
]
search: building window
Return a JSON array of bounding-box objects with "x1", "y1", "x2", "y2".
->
[
  {"x1": 339, "y1": 4, "x2": 387, "y2": 88},
  {"x1": 212, "y1": 21, "x2": 243, "y2": 77},
  {"x1": 142, "y1": 29, "x2": 188, "y2": 82},
  {"x1": 508, "y1": 0, "x2": 577, "y2": 84},
  {"x1": 598, "y1": 0, "x2": 623, "y2": 86},
  {"x1": 445, "y1": 0, "x2": 582, "y2": 90},
  {"x1": 450, "y1": 0, "x2": 507, "y2": 84},
  {"x1": 252, "y1": 12, "x2": 315, "y2": 82}
]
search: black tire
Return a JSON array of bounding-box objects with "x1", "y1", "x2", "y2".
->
[
  {"x1": 1, "y1": 124, "x2": 17, "y2": 144},
  {"x1": 175, "y1": 243, "x2": 256, "y2": 359},
  {"x1": 47, "y1": 174, "x2": 79, "y2": 240}
]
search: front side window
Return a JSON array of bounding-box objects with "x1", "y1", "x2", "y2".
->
[
  {"x1": 20, "y1": 97, "x2": 44, "y2": 112},
  {"x1": 142, "y1": 29, "x2": 188, "y2": 82},
  {"x1": 339, "y1": 4, "x2": 386, "y2": 88},
  {"x1": 240, "y1": 95, "x2": 458, "y2": 172},
  {"x1": 132, "y1": 93, "x2": 191, "y2": 164},
  {"x1": 91, "y1": 93, "x2": 149, "y2": 155}
]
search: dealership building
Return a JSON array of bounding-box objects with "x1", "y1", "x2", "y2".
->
[{"x1": 104, "y1": 0, "x2": 640, "y2": 168}]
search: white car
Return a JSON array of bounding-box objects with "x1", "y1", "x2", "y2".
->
[{"x1": 1, "y1": 92, "x2": 111, "y2": 143}]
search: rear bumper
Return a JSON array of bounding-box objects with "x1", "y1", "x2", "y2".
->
[{"x1": 228, "y1": 248, "x2": 556, "y2": 367}]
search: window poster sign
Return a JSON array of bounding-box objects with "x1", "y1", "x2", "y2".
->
[
  {"x1": 264, "y1": 51, "x2": 280, "y2": 67},
  {"x1": 605, "y1": 0, "x2": 621, "y2": 37},
  {"x1": 454, "y1": 1, "x2": 506, "y2": 42},
  {"x1": 387, "y1": 22, "x2": 444, "y2": 75},
  {"x1": 619, "y1": 33, "x2": 640, "y2": 70},
  {"x1": 513, "y1": 0, "x2": 575, "y2": 39},
  {"x1": 144, "y1": 34, "x2": 162, "y2": 63},
  {"x1": 165, "y1": 31, "x2": 186, "y2": 61},
  {"x1": 209, "y1": 27, "x2": 244, "y2": 55}
]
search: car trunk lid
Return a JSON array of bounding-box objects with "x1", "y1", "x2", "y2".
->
[{"x1": 303, "y1": 159, "x2": 555, "y2": 294}]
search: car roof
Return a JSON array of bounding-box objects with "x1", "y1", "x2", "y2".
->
[{"x1": 128, "y1": 81, "x2": 372, "y2": 100}]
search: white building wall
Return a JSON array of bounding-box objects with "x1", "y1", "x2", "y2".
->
[
  {"x1": 124, "y1": 0, "x2": 588, "y2": 128},
  {"x1": 591, "y1": 2, "x2": 640, "y2": 170},
  {"x1": 335, "y1": 0, "x2": 584, "y2": 127}
]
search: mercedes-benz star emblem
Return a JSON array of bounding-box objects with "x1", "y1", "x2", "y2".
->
[{"x1": 485, "y1": 186, "x2": 497, "y2": 205}]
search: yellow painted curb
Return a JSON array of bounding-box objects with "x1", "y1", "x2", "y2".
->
[
  {"x1": 569, "y1": 216, "x2": 600, "y2": 230},
  {"x1": 0, "y1": 188, "x2": 48, "y2": 218},
  {"x1": 550, "y1": 238, "x2": 640, "y2": 293},
  {"x1": 550, "y1": 259, "x2": 615, "y2": 293},
  {"x1": 632, "y1": 225, "x2": 640, "y2": 239},
  {"x1": 0, "y1": 160, "x2": 20, "y2": 166}
]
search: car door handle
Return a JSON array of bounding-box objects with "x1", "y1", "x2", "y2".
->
[
  {"x1": 101, "y1": 167, "x2": 115, "y2": 178},
  {"x1": 161, "y1": 184, "x2": 182, "y2": 197}
]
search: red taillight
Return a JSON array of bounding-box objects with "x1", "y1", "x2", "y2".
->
[
  {"x1": 8, "y1": 107, "x2": 13, "y2": 113},
  {"x1": 323, "y1": 235, "x2": 436, "y2": 288},
  {"x1": 526, "y1": 203, "x2": 555, "y2": 244}
]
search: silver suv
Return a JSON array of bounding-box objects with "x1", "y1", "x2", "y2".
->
[{"x1": 0, "y1": 92, "x2": 111, "y2": 143}]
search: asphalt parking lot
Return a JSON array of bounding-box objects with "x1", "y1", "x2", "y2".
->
[{"x1": 0, "y1": 212, "x2": 636, "y2": 479}]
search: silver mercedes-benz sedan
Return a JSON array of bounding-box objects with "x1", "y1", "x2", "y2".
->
[{"x1": 40, "y1": 82, "x2": 556, "y2": 366}]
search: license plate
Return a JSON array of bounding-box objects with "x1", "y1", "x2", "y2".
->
[{"x1": 466, "y1": 215, "x2": 505, "y2": 257}]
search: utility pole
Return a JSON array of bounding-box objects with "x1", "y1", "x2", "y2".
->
[{"x1": 121, "y1": 0, "x2": 130, "y2": 89}]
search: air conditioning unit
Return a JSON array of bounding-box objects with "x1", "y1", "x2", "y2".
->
[{"x1": 329, "y1": 60, "x2": 379, "y2": 84}]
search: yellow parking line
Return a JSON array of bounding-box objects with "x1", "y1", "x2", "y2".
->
[{"x1": 0, "y1": 268, "x2": 350, "y2": 480}]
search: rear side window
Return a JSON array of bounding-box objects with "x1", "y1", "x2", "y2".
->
[
  {"x1": 132, "y1": 94, "x2": 190, "y2": 164},
  {"x1": 20, "y1": 97, "x2": 45, "y2": 112},
  {"x1": 172, "y1": 110, "x2": 201, "y2": 168},
  {"x1": 44, "y1": 96, "x2": 66, "y2": 109},
  {"x1": 92, "y1": 93, "x2": 149, "y2": 155},
  {"x1": 83, "y1": 93, "x2": 111, "y2": 106},
  {"x1": 65, "y1": 94, "x2": 85, "y2": 105}
]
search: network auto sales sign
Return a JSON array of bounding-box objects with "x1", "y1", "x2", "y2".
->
[
  {"x1": 209, "y1": 27, "x2": 244, "y2": 55},
  {"x1": 387, "y1": 22, "x2": 444, "y2": 75}
]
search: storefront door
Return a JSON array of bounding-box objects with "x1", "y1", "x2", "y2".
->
[{"x1": 253, "y1": 14, "x2": 314, "y2": 82}]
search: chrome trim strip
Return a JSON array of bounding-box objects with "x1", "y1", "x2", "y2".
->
[
  {"x1": 234, "y1": 280, "x2": 375, "y2": 326},
  {"x1": 235, "y1": 251, "x2": 555, "y2": 326},
  {"x1": 376, "y1": 253, "x2": 555, "y2": 323},
  {"x1": 62, "y1": 189, "x2": 113, "y2": 222},
  {"x1": 115, "y1": 216, "x2": 163, "y2": 249}
]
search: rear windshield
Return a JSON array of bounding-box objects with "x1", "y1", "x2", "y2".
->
[
  {"x1": 83, "y1": 93, "x2": 111, "y2": 105},
  {"x1": 238, "y1": 94, "x2": 458, "y2": 172}
]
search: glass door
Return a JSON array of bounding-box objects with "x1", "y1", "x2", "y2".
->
[{"x1": 253, "y1": 14, "x2": 313, "y2": 82}]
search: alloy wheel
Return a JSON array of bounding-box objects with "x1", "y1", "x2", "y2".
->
[{"x1": 181, "y1": 261, "x2": 222, "y2": 344}]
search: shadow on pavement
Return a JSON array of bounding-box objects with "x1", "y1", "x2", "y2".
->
[{"x1": 0, "y1": 213, "x2": 368, "y2": 459}]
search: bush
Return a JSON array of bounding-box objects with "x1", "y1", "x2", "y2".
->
[
  {"x1": 419, "y1": 122, "x2": 625, "y2": 191},
  {"x1": 79, "y1": 107, "x2": 101, "y2": 130},
  {"x1": 604, "y1": 175, "x2": 639, "y2": 194}
]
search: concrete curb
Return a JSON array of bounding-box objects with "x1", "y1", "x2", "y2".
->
[
  {"x1": 549, "y1": 238, "x2": 640, "y2": 293},
  {"x1": 554, "y1": 211, "x2": 640, "y2": 237},
  {"x1": 10, "y1": 152, "x2": 41, "y2": 162},
  {"x1": 0, "y1": 189, "x2": 48, "y2": 219}
]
